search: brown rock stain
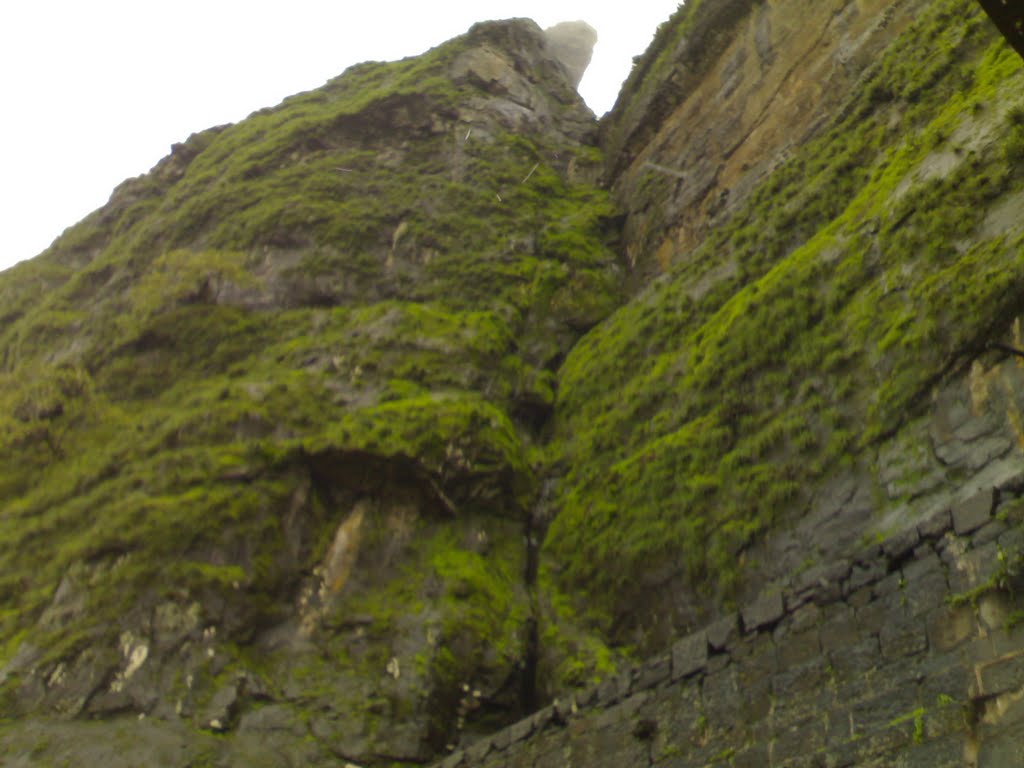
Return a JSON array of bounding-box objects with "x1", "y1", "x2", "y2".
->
[{"x1": 324, "y1": 503, "x2": 367, "y2": 595}]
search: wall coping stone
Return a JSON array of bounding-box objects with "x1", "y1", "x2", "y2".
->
[
  {"x1": 742, "y1": 590, "x2": 785, "y2": 631},
  {"x1": 671, "y1": 631, "x2": 708, "y2": 681},
  {"x1": 953, "y1": 489, "x2": 996, "y2": 535},
  {"x1": 919, "y1": 507, "x2": 952, "y2": 539},
  {"x1": 882, "y1": 526, "x2": 921, "y2": 562},
  {"x1": 706, "y1": 613, "x2": 740, "y2": 651}
]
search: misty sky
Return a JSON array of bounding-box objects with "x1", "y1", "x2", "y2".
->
[{"x1": 0, "y1": 1, "x2": 682, "y2": 272}]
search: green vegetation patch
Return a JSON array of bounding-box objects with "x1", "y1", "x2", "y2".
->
[{"x1": 545, "y1": 0, "x2": 1024, "y2": 632}]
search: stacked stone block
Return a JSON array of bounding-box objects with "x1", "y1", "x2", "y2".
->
[{"x1": 434, "y1": 483, "x2": 1024, "y2": 767}]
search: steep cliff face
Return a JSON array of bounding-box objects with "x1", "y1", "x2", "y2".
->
[
  {"x1": 545, "y1": 0, "x2": 1024, "y2": 649},
  {"x1": 3, "y1": 0, "x2": 1024, "y2": 765},
  {"x1": 0, "y1": 20, "x2": 619, "y2": 765},
  {"x1": 604, "y1": 0, "x2": 934, "y2": 279}
]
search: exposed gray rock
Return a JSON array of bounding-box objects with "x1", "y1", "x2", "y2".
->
[
  {"x1": 543, "y1": 21, "x2": 598, "y2": 88},
  {"x1": 238, "y1": 704, "x2": 306, "y2": 736},
  {"x1": 953, "y1": 489, "x2": 996, "y2": 536},
  {"x1": 671, "y1": 631, "x2": 708, "y2": 680},
  {"x1": 741, "y1": 591, "x2": 785, "y2": 632},
  {"x1": 200, "y1": 682, "x2": 240, "y2": 732},
  {"x1": 706, "y1": 613, "x2": 740, "y2": 652}
]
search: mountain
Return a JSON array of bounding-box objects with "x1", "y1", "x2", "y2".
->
[{"x1": 1, "y1": 1, "x2": 1024, "y2": 764}]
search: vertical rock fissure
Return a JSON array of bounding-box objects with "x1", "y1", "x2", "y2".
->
[{"x1": 519, "y1": 498, "x2": 544, "y2": 715}]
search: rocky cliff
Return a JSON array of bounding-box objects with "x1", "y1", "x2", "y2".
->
[
  {"x1": 0, "y1": 20, "x2": 619, "y2": 764},
  {"x1": 2, "y1": 0, "x2": 1024, "y2": 765}
]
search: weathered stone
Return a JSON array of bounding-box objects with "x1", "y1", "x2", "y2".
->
[
  {"x1": 791, "y1": 559, "x2": 851, "y2": 605},
  {"x1": 773, "y1": 658, "x2": 828, "y2": 703},
  {"x1": 730, "y1": 631, "x2": 775, "y2": 671},
  {"x1": 85, "y1": 689, "x2": 134, "y2": 716},
  {"x1": 596, "y1": 674, "x2": 620, "y2": 707},
  {"x1": 953, "y1": 489, "x2": 996, "y2": 535},
  {"x1": 917, "y1": 656, "x2": 970, "y2": 705},
  {"x1": 928, "y1": 603, "x2": 976, "y2": 653},
  {"x1": 616, "y1": 669, "x2": 634, "y2": 700},
  {"x1": 773, "y1": 716, "x2": 827, "y2": 759},
  {"x1": 987, "y1": 619, "x2": 1024, "y2": 660},
  {"x1": 937, "y1": 430, "x2": 1012, "y2": 470},
  {"x1": 786, "y1": 602, "x2": 821, "y2": 633},
  {"x1": 736, "y1": 670, "x2": 774, "y2": 724},
  {"x1": 706, "y1": 652, "x2": 730, "y2": 674},
  {"x1": 848, "y1": 683, "x2": 921, "y2": 738},
  {"x1": 997, "y1": 467, "x2": 1024, "y2": 496},
  {"x1": 775, "y1": 627, "x2": 821, "y2": 670},
  {"x1": 829, "y1": 636, "x2": 880, "y2": 681},
  {"x1": 976, "y1": 725, "x2": 1024, "y2": 768},
  {"x1": 542, "y1": 22, "x2": 598, "y2": 89},
  {"x1": 636, "y1": 654, "x2": 671, "y2": 690},
  {"x1": 531, "y1": 731, "x2": 571, "y2": 768},
  {"x1": 439, "y1": 750, "x2": 466, "y2": 768},
  {"x1": 973, "y1": 519, "x2": 1009, "y2": 547},
  {"x1": 464, "y1": 736, "x2": 493, "y2": 762},
  {"x1": 671, "y1": 631, "x2": 708, "y2": 680},
  {"x1": 491, "y1": 725, "x2": 512, "y2": 751},
  {"x1": 741, "y1": 591, "x2": 785, "y2": 632},
  {"x1": 998, "y1": 524, "x2": 1024, "y2": 558},
  {"x1": 856, "y1": 595, "x2": 899, "y2": 639},
  {"x1": 819, "y1": 603, "x2": 857, "y2": 653},
  {"x1": 854, "y1": 543, "x2": 884, "y2": 565},
  {"x1": 532, "y1": 705, "x2": 555, "y2": 732},
  {"x1": 846, "y1": 584, "x2": 874, "y2": 609},
  {"x1": 901, "y1": 567, "x2": 948, "y2": 617},
  {"x1": 572, "y1": 708, "x2": 652, "y2": 767},
  {"x1": 731, "y1": 742, "x2": 771, "y2": 768},
  {"x1": 594, "y1": 690, "x2": 648, "y2": 730},
  {"x1": 845, "y1": 559, "x2": 887, "y2": 595},
  {"x1": 872, "y1": 570, "x2": 903, "y2": 598},
  {"x1": 701, "y1": 665, "x2": 740, "y2": 722},
  {"x1": 975, "y1": 651, "x2": 1024, "y2": 697},
  {"x1": 551, "y1": 696, "x2": 574, "y2": 724},
  {"x1": 507, "y1": 715, "x2": 534, "y2": 744},
  {"x1": 948, "y1": 541, "x2": 1002, "y2": 594},
  {"x1": 575, "y1": 684, "x2": 599, "y2": 708},
  {"x1": 918, "y1": 507, "x2": 953, "y2": 540},
  {"x1": 706, "y1": 613, "x2": 740, "y2": 651},
  {"x1": 879, "y1": 616, "x2": 928, "y2": 660},
  {"x1": 200, "y1": 684, "x2": 239, "y2": 732},
  {"x1": 901, "y1": 550, "x2": 942, "y2": 582},
  {"x1": 236, "y1": 704, "x2": 305, "y2": 736},
  {"x1": 882, "y1": 527, "x2": 921, "y2": 562}
]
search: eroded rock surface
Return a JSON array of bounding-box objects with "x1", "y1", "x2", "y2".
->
[{"x1": 543, "y1": 21, "x2": 598, "y2": 89}]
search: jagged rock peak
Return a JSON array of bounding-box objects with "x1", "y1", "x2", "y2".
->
[{"x1": 543, "y1": 20, "x2": 598, "y2": 88}]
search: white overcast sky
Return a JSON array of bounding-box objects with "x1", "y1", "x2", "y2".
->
[{"x1": 0, "y1": 1, "x2": 682, "y2": 273}]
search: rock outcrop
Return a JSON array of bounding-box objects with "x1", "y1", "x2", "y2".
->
[
  {"x1": 543, "y1": 0, "x2": 1024, "y2": 651},
  {"x1": 3, "y1": 1, "x2": 1024, "y2": 765},
  {"x1": 543, "y1": 21, "x2": 598, "y2": 89},
  {"x1": 0, "y1": 18, "x2": 620, "y2": 765}
]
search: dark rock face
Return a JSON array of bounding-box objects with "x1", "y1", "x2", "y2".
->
[
  {"x1": 542, "y1": 0, "x2": 1024, "y2": 653},
  {"x1": 5, "y1": 0, "x2": 1024, "y2": 764},
  {"x1": 434, "y1": 490, "x2": 1024, "y2": 766},
  {"x1": 0, "y1": 17, "x2": 620, "y2": 765}
]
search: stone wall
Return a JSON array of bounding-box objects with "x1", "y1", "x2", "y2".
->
[{"x1": 434, "y1": 483, "x2": 1024, "y2": 767}]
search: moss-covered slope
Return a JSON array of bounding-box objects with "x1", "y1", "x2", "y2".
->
[
  {"x1": 545, "y1": 0, "x2": 1024, "y2": 647},
  {"x1": 0, "y1": 19, "x2": 620, "y2": 764},
  {"x1": 5, "y1": 0, "x2": 1024, "y2": 763}
]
